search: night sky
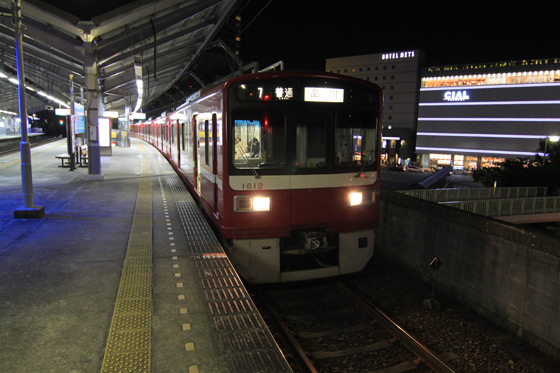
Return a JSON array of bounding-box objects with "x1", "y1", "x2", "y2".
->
[
  {"x1": 240, "y1": 0, "x2": 560, "y2": 70},
  {"x1": 37, "y1": 0, "x2": 560, "y2": 70}
]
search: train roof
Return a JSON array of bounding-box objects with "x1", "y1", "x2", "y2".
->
[{"x1": 170, "y1": 70, "x2": 382, "y2": 114}]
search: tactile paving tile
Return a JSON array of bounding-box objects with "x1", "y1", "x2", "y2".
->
[
  {"x1": 101, "y1": 158, "x2": 153, "y2": 372},
  {"x1": 100, "y1": 350, "x2": 150, "y2": 372},
  {"x1": 164, "y1": 175, "x2": 292, "y2": 372}
]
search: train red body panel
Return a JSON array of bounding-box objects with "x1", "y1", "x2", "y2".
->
[{"x1": 131, "y1": 71, "x2": 383, "y2": 283}]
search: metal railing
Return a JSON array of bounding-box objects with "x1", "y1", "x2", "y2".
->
[
  {"x1": 398, "y1": 187, "x2": 548, "y2": 203},
  {"x1": 409, "y1": 166, "x2": 452, "y2": 190},
  {"x1": 439, "y1": 196, "x2": 560, "y2": 217}
]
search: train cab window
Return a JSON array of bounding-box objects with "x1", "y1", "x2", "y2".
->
[
  {"x1": 232, "y1": 109, "x2": 286, "y2": 169},
  {"x1": 294, "y1": 110, "x2": 327, "y2": 169},
  {"x1": 335, "y1": 110, "x2": 377, "y2": 169}
]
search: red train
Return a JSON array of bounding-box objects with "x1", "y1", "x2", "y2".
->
[{"x1": 131, "y1": 70, "x2": 383, "y2": 283}]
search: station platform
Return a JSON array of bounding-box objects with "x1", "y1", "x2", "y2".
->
[{"x1": 0, "y1": 138, "x2": 291, "y2": 372}]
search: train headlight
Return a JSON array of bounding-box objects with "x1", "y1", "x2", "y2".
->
[
  {"x1": 252, "y1": 197, "x2": 271, "y2": 211},
  {"x1": 234, "y1": 196, "x2": 271, "y2": 212},
  {"x1": 349, "y1": 192, "x2": 363, "y2": 206},
  {"x1": 349, "y1": 191, "x2": 375, "y2": 206}
]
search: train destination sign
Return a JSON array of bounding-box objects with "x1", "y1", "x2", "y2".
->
[
  {"x1": 304, "y1": 87, "x2": 344, "y2": 103},
  {"x1": 235, "y1": 82, "x2": 346, "y2": 103}
]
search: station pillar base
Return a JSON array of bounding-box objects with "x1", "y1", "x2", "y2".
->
[
  {"x1": 13, "y1": 205, "x2": 45, "y2": 219},
  {"x1": 83, "y1": 174, "x2": 105, "y2": 181}
]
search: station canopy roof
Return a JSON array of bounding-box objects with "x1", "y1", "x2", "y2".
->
[{"x1": 0, "y1": 0, "x2": 250, "y2": 119}]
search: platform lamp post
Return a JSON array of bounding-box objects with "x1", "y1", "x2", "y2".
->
[
  {"x1": 12, "y1": 0, "x2": 44, "y2": 218},
  {"x1": 543, "y1": 135, "x2": 559, "y2": 165}
]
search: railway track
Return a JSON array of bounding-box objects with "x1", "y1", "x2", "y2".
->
[
  {"x1": 0, "y1": 135, "x2": 57, "y2": 156},
  {"x1": 254, "y1": 279, "x2": 457, "y2": 373}
]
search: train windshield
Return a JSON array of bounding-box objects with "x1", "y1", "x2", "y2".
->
[
  {"x1": 233, "y1": 110, "x2": 287, "y2": 169},
  {"x1": 335, "y1": 110, "x2": 377, "y2": 169},
  {"x1": 230, "y1": 78, "x2": 380, "y2": 175}
]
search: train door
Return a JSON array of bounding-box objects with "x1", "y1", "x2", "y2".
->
[
  {"x1": 211, "y1": 113, "x2": 218, "y2": 214},
  {"x1": 176, "y1": 120, "x2": 181, "y2": 168},
  {"x1": 192, "y1": 114, "x2": 201, "y2": 194},
  {"x1": 168, "y1": 120, "x2": 172, "y2": 157},
  {"x1": 158, "y1": 122, "x2": 162, "y2": 150},
  {"x1": 170, "y1": 122, "x2": 173, "y2": 156},
  {"x1": 202, "y1": 116, "x2": 211, "y2": 202},
  {"x1": 167, "y1": 119, "x2": 171, "y2": 157}
]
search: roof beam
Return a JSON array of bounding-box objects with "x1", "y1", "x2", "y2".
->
[{"x1": 96, "y1": 0, "x2": 221, "y2": 60}]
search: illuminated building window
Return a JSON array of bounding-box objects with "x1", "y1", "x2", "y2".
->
[{"x1": 421, "y1": 70, "x2": 560, "y2": 88}]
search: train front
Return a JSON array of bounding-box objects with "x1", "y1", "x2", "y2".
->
[{"x1": 221, "y1": 72, "x2": 382, "y2": 283}]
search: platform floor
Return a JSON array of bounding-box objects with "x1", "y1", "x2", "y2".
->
[{"x1": 0, "y1": 139, "x2": 291, "y2": 372}]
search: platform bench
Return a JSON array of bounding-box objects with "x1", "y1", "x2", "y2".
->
[
  {"x1": 55, "y1": 153, "x2": 72, "y2": 167},
  {"x1": 78, "y1": 144, "x2": 88, "y2": 166}
]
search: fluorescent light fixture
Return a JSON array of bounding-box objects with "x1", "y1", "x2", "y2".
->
[
  {"x1": 417, "y1": 132, "x2": 546, "y2": 139},
  {"x1": 133, "y1": 79, "x2": 143, "y2": 113},
  {"x1": 104, "y1": 111, "x2": 119, "y2": 118},
  {"x1": 9, "y1": 78, "x2": 19, "y2": 85},
  {"x1": 420, "y1": 100, "x2": 560, "y2": 106},
  {"x1": 416, "y1": 146, "x2": 539, "y2": 156},
  {"x1": 55, "y1": 108, "x2": 70, "y2": 115},
  {"x1": 418, "y1": 117, "x2": 560, "y2": 122},
  {"x1": 130, "y1": 112, "x2": 146, "y2": 120}
]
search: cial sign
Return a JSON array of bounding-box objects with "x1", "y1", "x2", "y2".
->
[{"x1": 444, "y1": 90, "x2": 470, "y2": 102}]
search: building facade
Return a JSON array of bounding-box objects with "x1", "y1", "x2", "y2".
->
[
  {"x1": 326, "y1": 50, "x2": 425, "y2": 166},
  {"x1": 417, "y1": 58, "x2": 560, "y2": 170}
]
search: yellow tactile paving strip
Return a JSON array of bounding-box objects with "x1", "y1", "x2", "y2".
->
[{"x1": 101, "y1": 155, "x2": 152, "y2": 372}]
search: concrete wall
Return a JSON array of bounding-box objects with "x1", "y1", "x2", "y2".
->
[{"x1": 376, "y1": 190, "x2": 560, "y2": 360}]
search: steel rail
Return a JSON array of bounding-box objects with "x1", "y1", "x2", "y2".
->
[
  {"x1": 255, "y1": 287, "x2": 317, "y2": 373},
  {"x1": 340, "y1": 281, "x2": 456, "y2": 373},
  {"x1": 0, "y1": 136, "x2": 57, "y2": 156}
]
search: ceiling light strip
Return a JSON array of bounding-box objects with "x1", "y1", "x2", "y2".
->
[
  {"x1": 416, "y1": 146, "x2": 541, "y2": 156},
  {"x1": 418, "y1": 117, "x2": 560, "y2": 122},
  {"x1": 417, "y1": 133, "x2": 547, "y2": 139}
]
